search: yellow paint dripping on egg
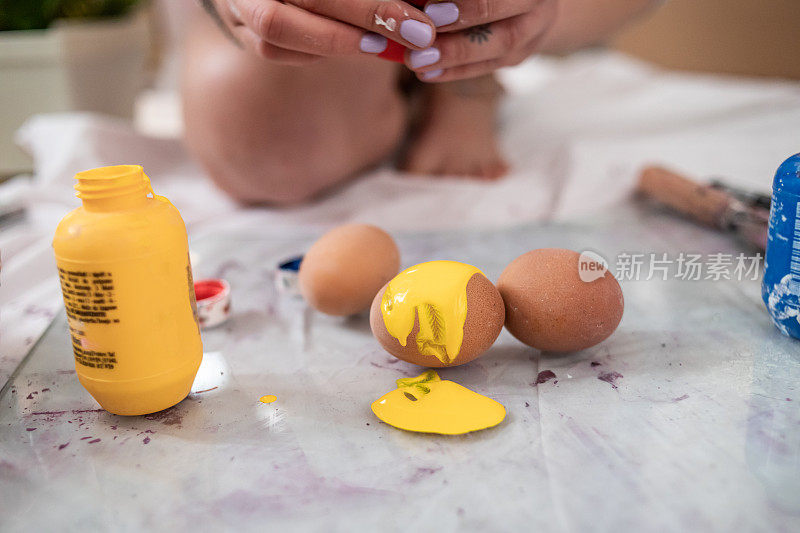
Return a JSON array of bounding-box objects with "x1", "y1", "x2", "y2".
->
[
  {"x1": 381, "y1": 261, "x2": 482, "y2": 364},
  {"x1": 259, "y1": 395, "x2": 277, "y2": 404},
  {"x1": 371, "y1": 370, "x2": 506, "y2": 435}
]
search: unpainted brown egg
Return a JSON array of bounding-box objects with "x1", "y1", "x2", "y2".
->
[
  {"x1": 299, "y1": 224, "x2": 400, "y2": 316},
  {"x1": 497, "y1": 248, "x2": 624, "y2": 352}
]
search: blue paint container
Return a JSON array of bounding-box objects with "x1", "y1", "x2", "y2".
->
[
  {"x1": 762, "y1": 153, "x2": 800, "y2": 340},
  {"x1": 275, "y1": 255, "x2": 304, "y2": 297}
]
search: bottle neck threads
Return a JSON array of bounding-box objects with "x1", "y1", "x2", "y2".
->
[{"x1": 75, "y1": 165, "x2": 153, "y2": 211}]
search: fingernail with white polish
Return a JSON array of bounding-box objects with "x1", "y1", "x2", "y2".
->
[
  {"x1": 409, "y1": 47, "x2": 440, "y2": 69},
  {"x1": 360, "y1": 33, "x2": 388, "y2": 54},
  {"x1": 421, "y1": 69, "x2": 443, "y2": 80},
  {"x1": 425, "y1": 3, "x2": 459, "y2": 27},
  {"x1": 400, "y1": 19, "x2": 433, "y2": 48}
]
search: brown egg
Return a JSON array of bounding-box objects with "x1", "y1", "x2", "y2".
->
[
  {"x1": 370, "y1": 270, "x2": 505, "y2": 367},
  {"x1": 497, "y1": 248, "x2": 624, "y2": 352},
  {"x1": 299, "y1": 224, "x2": 400, "y2": 316}
]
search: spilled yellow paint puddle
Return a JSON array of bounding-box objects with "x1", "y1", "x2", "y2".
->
[
  {"x1": 371, "y1": 371, "x2": 505, "y2": 435},
  {"x1": 259, "y1": 395, "x2": 277, "y2": 404}
]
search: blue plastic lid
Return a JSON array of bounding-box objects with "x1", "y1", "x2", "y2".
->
[
  {"x1": 773, "y1": 152, "x2": 800, "y2": 195},
  {"x1": 278, "y1": 256, "x2": 303, "y2": 272}
]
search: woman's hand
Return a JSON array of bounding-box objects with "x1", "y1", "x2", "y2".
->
[
  {"x1": 404, "y1": 0, "x2": 558, "y2": 81},
  {"x1": 202, "y1": 0, "x2": 438, "y2": 64}
]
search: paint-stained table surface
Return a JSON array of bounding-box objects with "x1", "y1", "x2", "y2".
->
[{"x1": 1, "y1": 206, "x2": 799, "y2": 532}]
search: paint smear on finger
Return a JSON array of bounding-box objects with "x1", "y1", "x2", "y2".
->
[{"x1": 374, "y1": 15, "x2": 397, "y2": 31}]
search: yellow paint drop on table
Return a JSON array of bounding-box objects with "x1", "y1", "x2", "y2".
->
[
  {"x1": 380, "y1": 261, "x2": 482, "y2": 364},
  {"x1": 371, "y1": 371, "x2": 506, "y2": 435},
  {"x1": 259, "y1": 395, "x2": 277, "y2": 404}
]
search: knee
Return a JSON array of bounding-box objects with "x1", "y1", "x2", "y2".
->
[
  {"x1": 180, "y1": 37, "x2": 404, "y2": 205},
  {"x1": 181, "y1": 55, "x2": 318, "y2": 204}
]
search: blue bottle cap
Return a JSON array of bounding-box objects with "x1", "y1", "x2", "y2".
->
[{"x1": 772, "y1": 152, "x2": 800, "y2": 195}]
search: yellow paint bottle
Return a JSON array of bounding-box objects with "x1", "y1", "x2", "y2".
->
[{"x1": 52, "y1": 165, "x2": 202, "y2": 415}]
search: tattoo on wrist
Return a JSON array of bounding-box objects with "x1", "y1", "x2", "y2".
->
[
  {"x1": 197, "y1": 0, "x2": 242, "y2": 47},
  {"x1": 466, "y1": 24, "x2": 492, "y2": 44}
]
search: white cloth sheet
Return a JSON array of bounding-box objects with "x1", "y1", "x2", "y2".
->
[
  {"x1": 1, "y1": 51, "x2": 800, "y2": 531},
  {"x1": 3, "y1": 51, "x2": 799, "y2": 387}
]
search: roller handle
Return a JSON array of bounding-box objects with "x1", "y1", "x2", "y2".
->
[{"x1": 637, "y1": 167, "x2": 732, "y2": 228}]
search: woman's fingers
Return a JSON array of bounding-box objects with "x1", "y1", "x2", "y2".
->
[
  {"x1": 233, "y1": 22, "x2": 324, "y2": 64},
  {"x1": 430, "y1": 0, "x2": 552, "y2": 32},
  {"x1": 284, "y1": 0, "x2": 436, "y2": 49},
  {"x1": 416, "y1": 57, "x2": 507, "y2": 83},
  {"x1": 406, "y1": 9, "x2": 550, "y2": 74},
  {"x1": 232, "y1": 0, "x2": 387, "y2": 57}
]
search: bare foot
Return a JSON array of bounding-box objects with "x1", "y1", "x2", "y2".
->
[{"x1": 400, "y1": 75, "x2": 509, "y2": 180}]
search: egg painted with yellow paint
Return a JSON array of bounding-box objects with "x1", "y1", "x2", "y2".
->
[
  {"x1": 369, "y1": 261, "x2": 505, "y2": 367},
  {"x1": 371, "y1": 371, "x2": 506, "y2": 435}
]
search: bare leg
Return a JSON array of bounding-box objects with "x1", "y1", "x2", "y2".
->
[
  {"x1": 181, "y1": 13, "x2": 408, "y2": 205},
  {"x1": 400, "y1": 75, "x2": 508, "y2": 180}
]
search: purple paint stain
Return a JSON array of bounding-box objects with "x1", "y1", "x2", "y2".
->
[
  {"x1": 525, "y1": 402, "x2": 530, "y2": 407},
  {"x1": 26, "y1": 428, "x2": 36, "y2": 432},
  {"x1": 41, "y1": 388, "x2": 50, "y2": 392},
  {"x1": 590, "y1": 361, "x2": 601, "y2": 367},
  {"x1": 89, "y1": 438, "x2": 101, "y2": 444},
  {"x1": 534, "y1": 370, "x2": 556, "y2": 385},
  {"x1": 672, "y1": 394, "x2": 689, "y2": 402},
  {"x1": 80, "y1": 436, "x2": 91, "y2": 440},
  {"x1": 58, "y1": 443, "x2": 69, "y2": 450},
  {"x1": 409, "y1": 466, "x2": 443, "y2": 482},
  {"x1": 598, "y1": 371, "x2": 623, "y2": 389},
  {"x1": 26, "y1": 393, "x2": 33, "y2": 400},
  {"x1": 144, "y1": 407, "x2": 182, "y2": 426},
  {"x1": 143, "y1": 437, "x2": 151, "y2": 444}
]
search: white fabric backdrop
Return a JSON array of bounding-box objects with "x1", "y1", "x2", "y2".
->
[{"x1": 2, "y1": 51, "x2": 799, "y2": 386}]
